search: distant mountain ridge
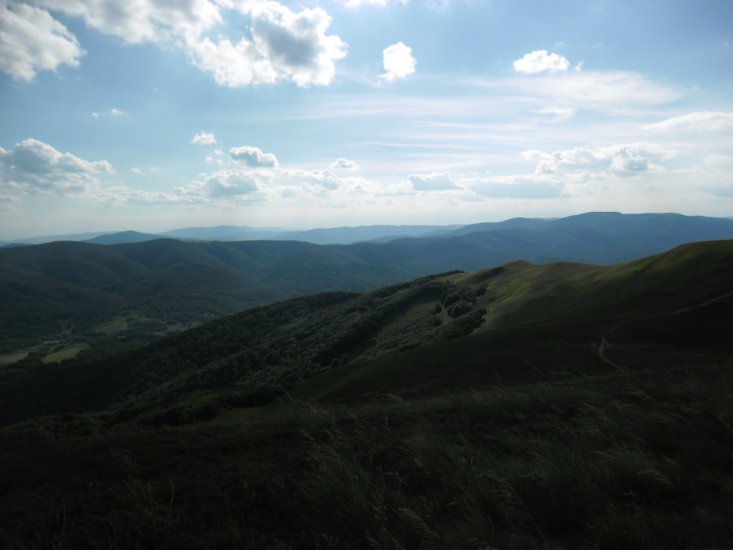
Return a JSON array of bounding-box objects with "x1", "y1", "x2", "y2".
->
[
  {"x1": 2, "y1": 212, "x2": 733, "y2": 344},
  {"x1": 5, "y1": 224, "x2": 458, "y2": 247}
]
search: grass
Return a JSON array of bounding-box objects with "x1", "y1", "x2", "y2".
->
[
  {"x1": 42, "y1": 343, "x2": 90, "y2": 364},
  {"x1": 1, "y1": 362, "x2": 732, "y2": 549},
  {"x1": 0, "y1": 349, "x2": 33, "y2": 367}
]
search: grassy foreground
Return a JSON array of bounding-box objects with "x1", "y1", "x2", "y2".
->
[{"x1": 2, "y1": 360, "x2": 732, "y2": 549}]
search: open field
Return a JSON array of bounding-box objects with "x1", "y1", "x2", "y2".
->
[{"x1": 41, "y1": 343, "x2": 90, "y2": 364}]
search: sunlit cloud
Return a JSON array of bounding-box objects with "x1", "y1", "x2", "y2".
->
[
  {"x1": 513, "y1": 50, "x2": 570, "y2": 74},
  {"x1": 380, "y1": 42, "x2": 416, "y2": 82}
]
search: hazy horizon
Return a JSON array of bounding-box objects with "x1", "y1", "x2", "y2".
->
[{"x1": 2, "y1": 1, "x2": 733, "y2": 240}]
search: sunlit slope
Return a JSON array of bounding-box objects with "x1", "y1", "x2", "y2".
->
[{"x1": 292, "y1": 240, "x2": 733, "y2": 402}]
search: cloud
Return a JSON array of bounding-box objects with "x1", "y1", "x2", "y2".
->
[
  {"x1": 32, "y1": 0, "x2": 221, "y2": 45},
  {"x1": 0, "y1": 138, "x2": 113, "y2": 194},
  {"x1": 407, "y1": 172, "x2": 459, "y2": 191},
  {"x1": 339, "y1": 0, "x2": 409, "y2": 7},
  {"x1": 90, "y1": 108, "x2": 127, "y2": 119},
  {"x1": 645, "y1": 111, "x2": 733, "y2": 133},
  {"x1": 202, "y1": 170, "x2": 260, "y2": 198},
  {"x1": 0, "y1": 2, "x2": 84, "y2": 81},
  {"x1": 189, "y1": 3, "x2": 347, "y2": 87},
  {"x1": 381, "y1": 42, "x2": 416, "y2": 82},
  {"x1": 0, "y1": 193, "x2": 21, "y2": 209},
  {"x1": 524, "y1": 144, "x2": 655, "y2": 176},
  {"x1": 536, "y1": 106, "x2": 576, "y2": 119},
  {"x1": 229, "y1": 146, "x2": 279, "y2": 168},
  {"x1": 6, "y1": 1, "x2": 346, "y2": 87},
  {"x1": 192, "y1": 132, "x2": 217, "y2": 145},
  {"x1": 331, "y1": 158, "x2": 357, "y2": 169},
  {"x1": 469, "y1": 177, "x2": 562, "y2": 199},
  {"x1": 513, "y1": 50, "x2": 570, "y2": 75},
  {"x1": 131, "y1": 168, "x2": 143, "y2": 175}
]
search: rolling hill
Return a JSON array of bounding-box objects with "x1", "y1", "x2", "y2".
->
[
  {"x1": 2, "y1": 239, "x2": 730, "y2": 427},
  {"x1": 2, "y1": 212, "x2": 733, "y2": 346},
  {"x1": 1, "y1": 240, "x2": 732, "y2": 549}
]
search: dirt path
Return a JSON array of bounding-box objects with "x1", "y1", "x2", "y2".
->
[
  {"x1": 597, "y1": 336, "x2": 624, "y2": 371},
  {"x1": 672, "y1": 290, "x2": 733, "y2": 315}
]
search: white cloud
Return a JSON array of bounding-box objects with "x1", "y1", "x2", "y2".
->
[
  {"x1": 381, "y1": 42, "x2": 416, "y2": 82},
  {"x1": 468, "y1": 176, "x2": 562, "y2": 199},
  {"x1": 230, "y1": 146, "x2": 279, "y2": 168},
  {"x1": 407, "y1": 172, "x2": 459, "y2": 191},
  {"x1": 704, "y1": 153, "x2": 733, "y2": 166},
  {"x1": 524, "y1": 144, "x2": 658, "y2": 176},
  {"x1": 90, "y1": 108, "x2": 127, "y2": 119},
  {"x1": 131, "y1": 168, "x2": 143, "y2": 175},
  {"x1": 5, "y1": 1, "x2": 346, "y2": 88},
  {"x1": 0, "y1": 2, "x2": 84, "y2": 81},
  {"x1": 331, "y1": 158, "x2": 357, "y2": 169},
  {"x1": 645, "y1": 111, "x2": 733, "y2": 133},
  {"x1": 192, "y1": 132, "x2": 217, "y2": 145},
  {"x1": 0, "y1": 138, "x2": 113, "y2": 194},
  {"x1": 189, "y1": 3, "x2": 347, "y2": 87},
  {"x1": 339, "y1": 0, "x2": 409, "y2": 7},
  {"x1": 513, "y1": 50, "x2": 570, "y2": 75},
  {"x1": 202, "y1": 170, "x2": 260, "y2": 198},
  {"x1": 536, "y1": 106, "x2": 576, "y2": 119},
  {"x1": 497, "y1": 71, "x2": 683, "y2": 115},
  {"x1": 33, "y1": 0, "x2": 221, "y2": 45},
  {"x1": 0, "y1": 193, "x2": 21, "y2": 209}
]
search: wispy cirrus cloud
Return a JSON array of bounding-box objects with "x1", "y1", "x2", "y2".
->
[{"x1": 644, "y1": 111, "x2": 733, "y2": 133}]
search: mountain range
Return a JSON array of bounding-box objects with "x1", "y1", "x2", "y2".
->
[{"x1": 3, "y1": 212, "x2": 733, "y2": 345}]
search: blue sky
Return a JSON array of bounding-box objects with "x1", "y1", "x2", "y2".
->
[{"x1": 1, "y1": 0, "x2": 732, "y2": 239}]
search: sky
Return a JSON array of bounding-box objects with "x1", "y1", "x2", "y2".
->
[{"x1": 1, "y1": 0, "x2": 732, "y2": 240}]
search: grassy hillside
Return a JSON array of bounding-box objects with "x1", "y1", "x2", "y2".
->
[
  {"x1": 0, "y1": 240, "x2": 732, "y2": 549},
  {"x1": 2, "y1": 240, "x2": 731, "y2": 426}
]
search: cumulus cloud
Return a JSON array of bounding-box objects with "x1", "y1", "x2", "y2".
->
[
  {"x1": 381, "y1": 42, "x2": 416, "y2": 82},
  {"x1": 524, "y1": 144, "x2": 655, "y2": 176},
  {"x1": 33, "y1": 0, "x2": 221, "y2": 45},
  {"x1": 189, "y1": 3, "x2": 347, "y2": 87},
  {"x1": 0, "y1": 138, "x2": 113, "y2": 194},
  {"x1": 513, "y1": 50, "x2": 570, "y2": 74},
  {"x1": 202, "y1": 170, "x2": 260, "y2": 198},
  {"x1": 331, "y1": 158, "x2": 357, "y2": 169},
  {"x1": 0, "y1": 2, "x2": 84, "y2": 81},
  {"x1": 230, "y1": 146, "x2": 279, "y2": 168},
  {"x1": 407, "y1": 173, "x2": 459, "y2": 191},
  {"x1": 4, "y1": 1, "x2": 347, "y2": 87},
  {"x1": 192, "y1": 132, "x2": 217, "y2": 145},
  {"x1": 644, "y1": 111, "x2": 733, "y2": 133}
]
